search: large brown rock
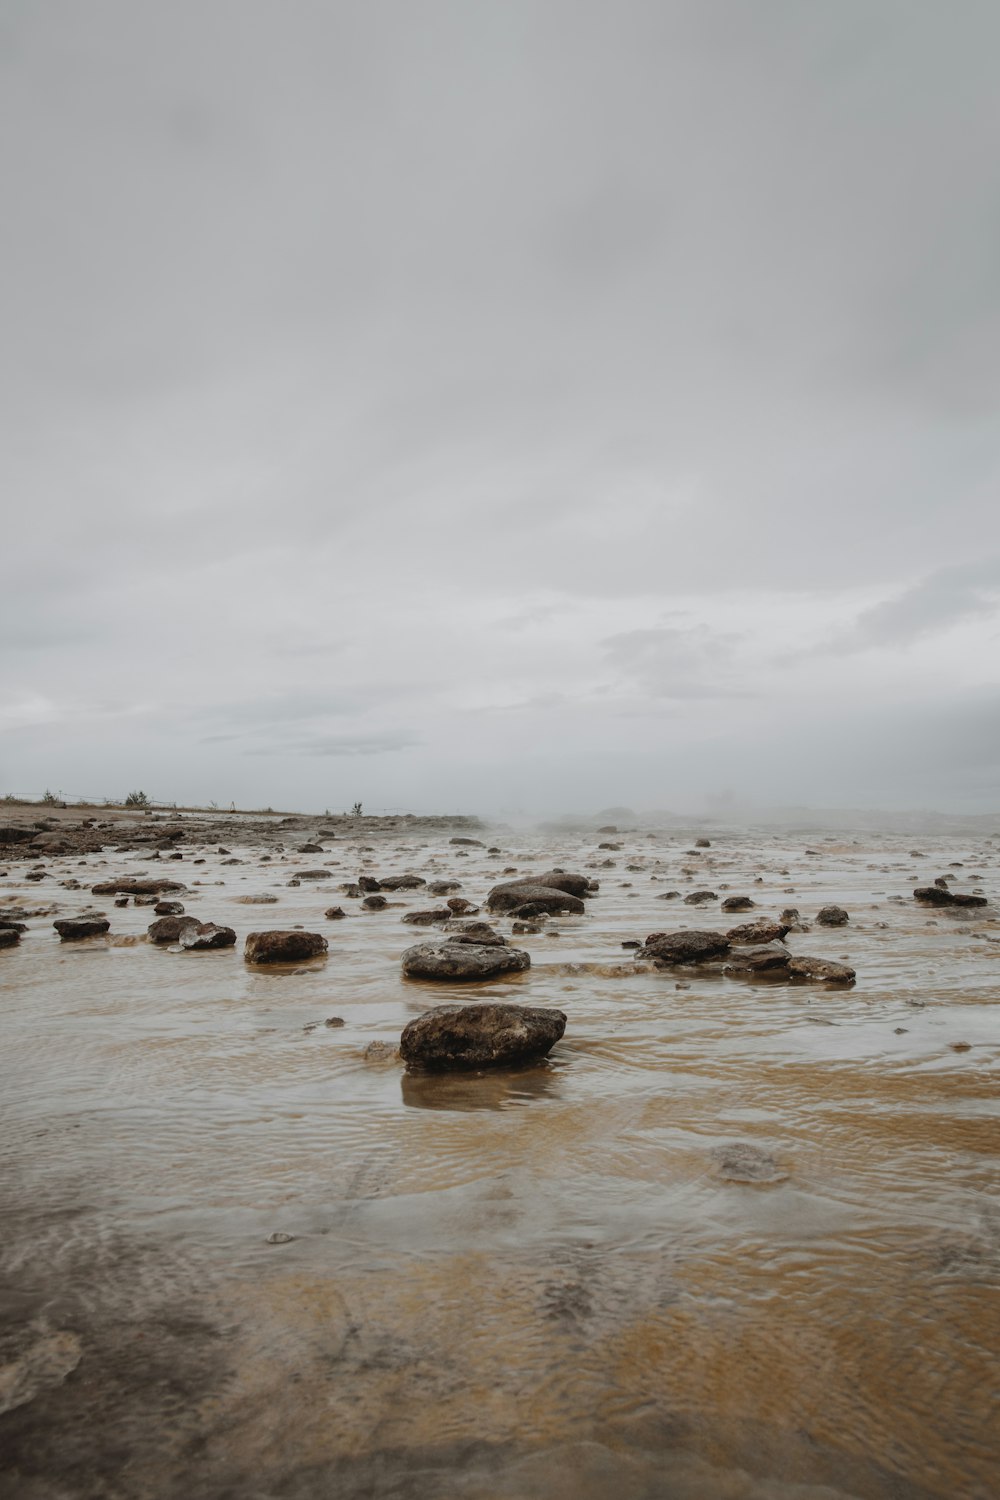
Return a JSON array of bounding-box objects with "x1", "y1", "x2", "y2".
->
[
  {"x1": 0, "y1": 927, "x2": 20, "y2": 948},
  {"x1": 816, "y1": 905, "x2": 849, "y2": 926},
  {"x1": 486, "y1": 881, "x2": 585, "y2": 915},
  {"x1": 148, "y1": 915, "x2": 201, "y2": 944},
  {"x1": 638, "y1": 930, "x2": 730, "y2": 965},
  {"x1": 91, "y1": 877, "x2": 186, "y2": 896},
  {"x1": 244, "y1": 930, "x2": 329, "y2": 964},
  {"x1": 913, "y1": 886, "x2": 987, "y2": 908},
  {"x1": 399, "y1": 1002, "x2": 564, "y2": 1070},
  {"x1": 379, "y1": 874, "x2": 427, "y2": 891},
  {"x1": 721, "y1": 895, "x2": 755, "y2": 913},
  {"x1": 53, "y1": 916, "x2": 110, "y2": 941},
  {"x1": 401, "y1": 940, "x2": 530, "y2": 981}
]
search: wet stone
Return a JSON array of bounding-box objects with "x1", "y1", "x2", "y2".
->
[
  {"x1": 53, "y1": 916, "x2": 110, "y2": 941},
  {"x1": 816, "y1": 905, "x2": 850, "y2": 926},
  {"x1": 244, "y1": 931, "x2": 329, "y2": 964},
  {"x1": 401, "y1": 940, "x2": 530, "y2": 982},
  {"x1": 400, "y1": 1002, "x2": 566, "y2": 1071}
]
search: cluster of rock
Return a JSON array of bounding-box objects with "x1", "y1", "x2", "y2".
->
[{"x1": 635, "y1": 926, "x2": 856, "y2": 983}]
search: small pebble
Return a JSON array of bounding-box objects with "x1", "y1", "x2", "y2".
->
[{"x1": 265, "y1": 1231, "x2": 295, "y2": 1245}]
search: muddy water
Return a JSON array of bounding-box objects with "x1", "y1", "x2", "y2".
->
[{"x1": 1, "y1": 826, "x2": 998, "y2": 1498}]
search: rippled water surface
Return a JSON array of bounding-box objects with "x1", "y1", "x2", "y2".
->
[{"x1": 2, "y1": 821, "x2": 999, "y2": 1498}]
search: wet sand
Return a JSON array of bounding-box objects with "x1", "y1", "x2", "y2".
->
[{"x1": 1, "y1": 815, "x2": 998, "y2": 1498}]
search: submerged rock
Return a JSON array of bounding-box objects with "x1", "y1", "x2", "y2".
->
[
  {"x1": 401, "y1": 940, "x2": 530, "y2": 981},
  {"x1": 0, "y1": 927, "x2": 20, "y2": 949},
  {"x1": 712, "y1": 1143, "x2": 787, "y2": 1183},
  {"x1": 400, "y1": 1002, "x2": 565, "y2": 1070},
  {"x1": 683, "y1": 890, "x2": 717, "y2": 905},
  {"x1": 361, "y1": 894, "x2": 388, "y2": 911},
  {"x1": 788, "y1": 955, "x2": 856, "y2": 984},
  {"x1": 53, "y1": 916, "x2": 110, "y2": 941},
  {"x1": 402, "y1": 908, "x2": 452, "y2": 925},
  {"x1": 638, "y1": 930, "x2": 730, "y2": 965},
  {"x1": 244, "y1": 930, "x2": 329, "y2": 964},
  {"x1": 379, "y1": 874, "x2": 427, "y2": 891}
]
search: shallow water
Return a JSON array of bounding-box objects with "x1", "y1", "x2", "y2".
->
[{"x1": 1, "y1": 825, "x2": 998, "y2": 1497}]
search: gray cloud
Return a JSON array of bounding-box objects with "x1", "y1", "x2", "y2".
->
[
  {"x1": 246, "y1": 731, "x2": 419, "y2": 758},
  {"x1": 2, "y1": 2, "x2": 1000, "y2": 812},
  {"x1": 810, "y1": 559, "x2": 1000, "y2": 655},
  {"x1": 601, "y1": 627, "x2": 747, "y2": 698}
]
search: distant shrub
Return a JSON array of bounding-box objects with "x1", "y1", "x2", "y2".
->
[
  {"x1": 351, "y1": 801, "x2": 363, "y2": 817},
  {"x1": 41, "y1": 789, "x2": 59, "y2": 805},
  {"x1": 124, "y1": 790, "x2": 150, "y2": 807}
]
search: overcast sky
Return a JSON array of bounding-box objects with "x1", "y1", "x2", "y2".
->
[{"x1": 2, "y1": 1, "x2": 999, "y2": 816}]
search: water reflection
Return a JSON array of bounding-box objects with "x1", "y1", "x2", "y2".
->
[{"x1": 401, "y1": 1060, "x2": 562, "y2": 1112}]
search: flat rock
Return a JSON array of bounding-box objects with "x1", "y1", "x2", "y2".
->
[
  {"x1": 400, "y1": 1001, "x2": 564, "y2": 1070},
  {"x1": 245, "y1": 930, "x2": 329, "y2": 965},
  {"x1": 401, "y1": 940, "x2": 530, "y2": 982},
  {"x1": 486, "y1": 881, "x2": 585, "y2": 915},
  {"x1": 638, "y1": 930, "x2": 730, "y2": 965},
  {"x1": 53, "y1": 916, "x2": 110, "y2": 941},
  {"x1": 723, "y1": 942, "x2": 792, "y2": 974},
  {"x1": 379, "y1": 874, "x2": 427, "y2": 890},
  {"x1": 683, "y1": 890, "x2": 717, "y2": 905},
  {"x1": 91, "y1": 877, "x2": 186, "y2": 896},
  {"x1": 535, "y1": 871, "x2": 593, "y2": 899},
  {"x1": 402, "y1": 908, "x2": 452, "y2": 925},
  {"x1": 914, "y1": 886, "x2": 987, "y2": 908},
  {"x1": 788, "y1": 955, "x2": 856, "y2": 984},
  {"x1": 726, "y1": 919, "x2": 790, "y2": 945}
]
